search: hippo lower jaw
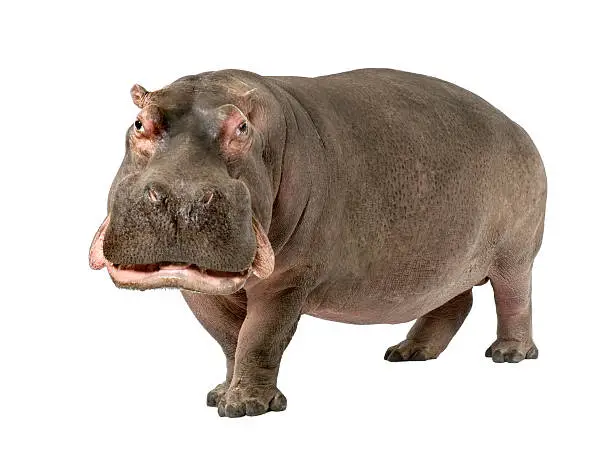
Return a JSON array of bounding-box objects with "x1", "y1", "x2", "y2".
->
[
  {"x1": 88, "y1": 215, "x2": 274, "y2": 295},
  {"x1": 107, "y1": 262, "x2": 251, "y2": 295}
]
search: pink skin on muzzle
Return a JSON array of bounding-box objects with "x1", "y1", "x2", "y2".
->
[{"x1": 89, "y1": 215, "x2": 274, "y2": 295}]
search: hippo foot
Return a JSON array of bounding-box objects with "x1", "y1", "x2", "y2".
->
[
  {"x1": 485, "y1": 339, "x2": 539, "y2": 363},
  {"x1": 206, "y1": 382, "x2": 228, "y2": 407},
  {"x1": 217, "y1": 384, "x2": 287, "y2": 418},
  {"x1": 384, "y1": 339, "x2": 441, "y2": 362}
]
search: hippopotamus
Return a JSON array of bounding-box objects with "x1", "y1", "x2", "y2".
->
[{"x1": 89, "y1": 68, "x2": 547, "y2": 417}]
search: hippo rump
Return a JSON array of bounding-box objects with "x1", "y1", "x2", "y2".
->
[{"x1": 89, "y1": 68, "x2": 547, "y2": 417}]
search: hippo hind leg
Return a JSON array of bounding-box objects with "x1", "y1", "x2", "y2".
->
[
  {"x1": 384, "y1": 289, "x2": 473, "y2": 362},
  {"x1": 485, "y1": 265, "x2": 538, "y2": 363}
]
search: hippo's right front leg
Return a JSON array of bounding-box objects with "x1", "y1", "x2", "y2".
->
[{"x1": 181, "y1": 290, "x2": 247, "y2": 407}]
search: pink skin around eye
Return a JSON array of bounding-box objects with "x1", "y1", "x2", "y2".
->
[
  {"x1": 135, "y1": 116, "x2": 157, "y2": 137},
  {"x1": 130, "y1": 116, "x2": 161, "y2": 158},
  {"x1": 134, "y1": 104, "x2": 165, "y2": 138},
  {"x1": 219, "y1": 109, "x2": 250, "y2": 160}
]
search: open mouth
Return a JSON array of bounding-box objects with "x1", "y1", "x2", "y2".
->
[{"x1": 89, "y1": 215, "x2": 274, "y2": 295}]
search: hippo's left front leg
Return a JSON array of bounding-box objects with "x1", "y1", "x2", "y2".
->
[{"x1": 217, "y1": 289, "x2": 302, "y2": 418}]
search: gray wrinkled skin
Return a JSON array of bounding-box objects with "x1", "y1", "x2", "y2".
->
[{"x1": 98, "y1": 68, "x2": 546, "y2": 417}]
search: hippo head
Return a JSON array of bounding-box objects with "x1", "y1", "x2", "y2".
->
[{"x1": 89, "y1": 73, "x2": 275, "y2": 294}]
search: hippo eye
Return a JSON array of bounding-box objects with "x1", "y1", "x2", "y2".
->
[
  {"x1": 237, "y1": 121, "x2": 248, "y2": 135},
  {"x1": 134, "y1": 119, "x2": 144, "y2": 133}
]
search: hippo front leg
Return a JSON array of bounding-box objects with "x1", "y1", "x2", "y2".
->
[
  {"x1": 217, "y1": 289, "x2": 302, "y2": 418},
  {"x1": 181, "y1": 290, "x2": 246, "y2": 407}
]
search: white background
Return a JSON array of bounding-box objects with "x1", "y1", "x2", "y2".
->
[{"x1": 1, "y1": 1, "x2": 610, "y2": 457}]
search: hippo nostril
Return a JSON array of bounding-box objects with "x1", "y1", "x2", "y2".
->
[
  {"x1": 148, "y1": 188, "x2": 159, "y2": 202},
  {"x1": 201, "y1": 190, "x2": 214, "y2": 206},
  {"x1": 144, "y1": 182, "x2": 167, "y2": 204}
]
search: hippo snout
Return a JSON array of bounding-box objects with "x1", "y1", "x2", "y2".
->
[
  {"x1": 88, "y1": 167, "x2": 271, "y2": 294},
  {"x1": 103, "y1": 174, "x2": 257, "y2": 270}
]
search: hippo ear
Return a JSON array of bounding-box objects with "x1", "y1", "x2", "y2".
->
[
  {"x1": 217, "y1": 104, "x2": 251, "y2": 159},
  {"x1": 130, "y1": 84, "x2": 148, "y2": 108}
]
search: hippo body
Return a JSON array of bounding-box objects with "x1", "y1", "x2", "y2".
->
[{"x1": 90, "y1": 68, "x2": 546, "y2": 417}]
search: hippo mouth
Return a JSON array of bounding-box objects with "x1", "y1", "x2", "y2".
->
[{"x1": 88, "y1": 215, "x2": 274, "y2": 295}]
